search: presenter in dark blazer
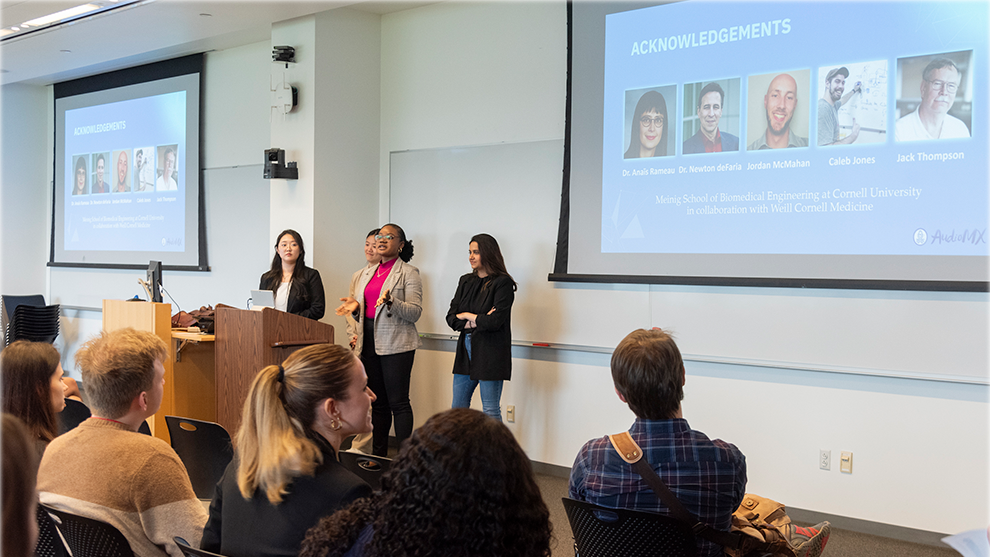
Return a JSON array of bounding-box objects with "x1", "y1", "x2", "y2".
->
[
  {"x1": 446, "y1": 233, "x2": 516, "y2": 422},
  {"x1": 335, "y1": 223, "x2": 422, "y2": 456},
  {"x1": 259, "y1": 229, "x2": 326, "y2": 320}
]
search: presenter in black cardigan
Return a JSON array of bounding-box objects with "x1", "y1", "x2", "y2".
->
[
  {"x1": 446, "y1": 233, "x2": 516, "y2": 422},
  {"x1": 259, "y1": 229, "x2": 326, "y2": 320}
]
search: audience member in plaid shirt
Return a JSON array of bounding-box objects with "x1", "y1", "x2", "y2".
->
[{"x1": 569, "y1": 328, "x2": 747, "y2": 557}]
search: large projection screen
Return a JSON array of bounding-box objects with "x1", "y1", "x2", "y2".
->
[
  {"x1": 51, "y1": 54, "x2": 206, "y2": 271},
  {"x1": 557, "y1": 1, "x2": 989, "y2": 291}
]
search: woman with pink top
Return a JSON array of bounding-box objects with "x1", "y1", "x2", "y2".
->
[{"x1": 336, "y1": 224, "x2": 422, "y2": 456}]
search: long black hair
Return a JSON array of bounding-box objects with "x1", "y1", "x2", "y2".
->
[
  {"x1": 261, "y1": 229, "x2": 309, "y2": 291},
  {"x1": 381, "y1": 223, "x2": 415, "y2": 262},
  {"x1": 300, "y1": 408, "x2": 553, "y2": 557},
  {"x1": 623, "y1": 90, "x2": 668, "y2": 159},
  {"x1": 471, "y1": 233, "x2": 516, "y2": 291}
]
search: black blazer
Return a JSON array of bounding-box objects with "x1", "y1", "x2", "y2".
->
[
  {"x1": 201, "y1": 436, "x2": 372, "y2": 557},
  {"x1": 259, "y1": 266, "x2": 326, "y2": 320},
  {"x1": 446, "y1": 273, "x2": 514, "y2": 381}
]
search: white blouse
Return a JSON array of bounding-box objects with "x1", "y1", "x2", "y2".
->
[{"x1": 275, "y1": 281, "x2": 291, "y2": 312}]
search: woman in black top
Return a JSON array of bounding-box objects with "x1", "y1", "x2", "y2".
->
[
  {"x1": 201, "y1": 344, "x2": 375, "y2": 557},
  {"x1": 259, "y1": 229, "x2": 326, "y2": 320},
  {"x1": 445, "y1": 233, "x2": 516, "y2": 421}
]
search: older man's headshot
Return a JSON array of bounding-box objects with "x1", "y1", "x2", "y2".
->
[
  {"x1": 895, "y1": 51, "x2": 972, "y2": 142},
  {"x1": 746, "y1": 70, "x2": 811, "y2": 150}
]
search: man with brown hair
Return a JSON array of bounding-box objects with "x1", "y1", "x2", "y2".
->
[
  {"x1": 38, "y1": 328, "x2": 207, "y2": 557},
  {"x1": 568, "y1": 328, "x2": 746, "y2": 557}
]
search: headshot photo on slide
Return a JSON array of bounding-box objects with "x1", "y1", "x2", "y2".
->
[
  {"x1": 894, "y1": 50, "x2": 972, "y2": 142},
  {"x1": 72, "y1": 154, "x2": 88, "y2": 196},
  {"x1": 746, "y1": 69, "x2": 811, "y2": 150},
  {"x1": 156, "y1": 144, "x2": 178, "y2": 191},
  {"x1": 90, "y1": 151, "x2": 110, "y2": 193},
  {"x1": 134, "y1": 146, "x2": 155, "y2": 192},
  {"x1": 112, "y1": 149, "x2": 131, "y2": 193},
  {"x1": 682, "y1": 78, "x2": 741, "y2": 155},
  {"x1": 816, "y1": 61, "x2": 888, "y2": 147},
  {"x1": 623, "y1": 85, "x2": 676, "y2": 159}
]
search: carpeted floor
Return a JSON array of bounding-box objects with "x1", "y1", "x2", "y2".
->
[{"x1": 534, "y1": 473, "x2": 959, "y2": 557}]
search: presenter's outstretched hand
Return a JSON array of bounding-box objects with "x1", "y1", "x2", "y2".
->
[
  {"x1": 336, "y1": 297, "x2": 360, "y2": 316},
  {"x1": 376, "y1": 290, "x2": 391, "y2": 308}
]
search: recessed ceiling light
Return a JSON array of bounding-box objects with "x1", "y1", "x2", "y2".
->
[{"x1": 11, "y1": 27, "x2": 19, "y2": 31}]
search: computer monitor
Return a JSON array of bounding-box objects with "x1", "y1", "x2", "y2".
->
[{"x1": 147, "y1": 260, "x2": 162, "y2": 303}]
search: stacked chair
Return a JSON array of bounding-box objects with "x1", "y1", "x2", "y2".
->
[{"x1": 1, "y1": 294, "x2": 60, "y2": 346}]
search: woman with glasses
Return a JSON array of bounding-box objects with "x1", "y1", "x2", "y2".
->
[
  {"x1": 72, "y1": 155, "x2": 88, "y2": 195},
  {"x1": 259, "y1": 229, "x2": 326, "y2": 320},
  {"x1": 336, "y1": 224, "x2": 421, "y2": 456},
  {"x1": 624, "y1": 90, "x2": 669, "y2": 159},
  {"x1": 446, "y1": 234, "x2": 516, "y2": 421}
]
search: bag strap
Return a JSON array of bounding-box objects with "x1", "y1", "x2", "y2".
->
[{"x1": 608, "y1": 432, "x2": 744, "y2": 550}]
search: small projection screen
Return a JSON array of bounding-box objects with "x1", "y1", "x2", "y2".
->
[
  {"x1": 51, "y1": 54, "x2": 207, "y2": 270},
  {"x1": 556, "y1": 1, "x2": 989, "y2": 290}
]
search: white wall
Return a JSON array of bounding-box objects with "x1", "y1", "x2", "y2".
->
[
  {"x1": 380, "y1": 0, "x2": 989, "y2": 534},
  {"x1": 312, "y1": 8, "x2": 382, "y2": 345},
  {"x1": 0, "y1": 83, "x2": 51, "y2": 298}
]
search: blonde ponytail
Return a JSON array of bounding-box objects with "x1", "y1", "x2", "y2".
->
[{"x1": 235, "y1": 344, "x2": 356, "y2": 503}]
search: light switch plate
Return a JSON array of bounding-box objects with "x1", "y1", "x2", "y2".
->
[{"x1": 840, "y1": 451, "x2": 853, "y2": 473}]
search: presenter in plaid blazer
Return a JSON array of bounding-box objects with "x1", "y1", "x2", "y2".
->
[{"x1": 336, "y1": 223, "x2": 422, "y2": 456}]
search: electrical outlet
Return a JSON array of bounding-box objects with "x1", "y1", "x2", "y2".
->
[
  {"x1": 840, "y1": 451, "x2": 852, "y2": 473},
  {"x1": 820, "y1": 449, "x2": 830, "y2": 470},
  {"x1": 506, "y1": 405, "x2": 515, "y2": 423}
]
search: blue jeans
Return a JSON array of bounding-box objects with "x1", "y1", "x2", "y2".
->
[{"x1": 451, "y1": 334, "x2": 504, "y2": 421}]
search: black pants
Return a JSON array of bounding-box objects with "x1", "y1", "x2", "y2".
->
[{"x1": 362, "y1": 320, "x2": 415, "y2": 456}]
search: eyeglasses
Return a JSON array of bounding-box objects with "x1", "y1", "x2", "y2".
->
[
  {"x1": 640, "y1": 116, "x2": 664, "y2": 128},
  {"x1": 926, "y1": 79, "x2": 958, "y2": 94},
  {"x1": 375, "y1": 234, "x2": 397, "y2": 241}
]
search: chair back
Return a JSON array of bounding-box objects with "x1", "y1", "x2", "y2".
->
[
  {"x1": 40, "y1": 504, "x2": 135, "y2": 557},
  {"x1": 173, "y1": 537, "x2": 228, "y2": 557},
  {"x1": 34, "y1": 504, "x2": 69, "y2": 557},
  {"x1": 338, "y1": 451, "x2": 391, "y2": 491},
  {"x1": 165, "y1": 416, "x2": 234, "y2": 499},
  {"x1": 562, "y1": 497, "x2": 696, "y2": 557},
  {"x1": 58, "y1": 398, "x2": 92, "y2": 435},
  {"x1": 1, "y1": 295, "x2": 56, "y2": 346},
  {"x1": 1, "y1": 294, "x2": 46, "y2": 324}
]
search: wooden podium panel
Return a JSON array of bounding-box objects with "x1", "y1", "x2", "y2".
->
[
  {"x1": 102, "y1": 300, "x2": 172, "y2": 441},
  {"x1": 215, "y1": 307, "x2": 334, "y2": 436},
  {"x1": 170, "y1": 332, "x2": 216, "y2": 423}
]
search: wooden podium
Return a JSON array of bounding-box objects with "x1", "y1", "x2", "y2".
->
[
  {"x1": 102, "y1": 300, "x2": 172, "y2": 440},
  {"x1": 215, "y1": 307, "x2": 334, "y2": 435}
]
